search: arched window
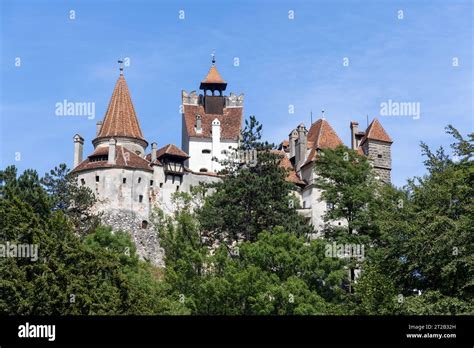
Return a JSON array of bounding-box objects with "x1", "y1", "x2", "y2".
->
[
  {"x1": 141, "y1": 220, "x2": 148, "y2": 229},
  {"x1": 199, "y1": 168, "x2": 208, "y2": 173},
  {"x1": 202, "y1": 149, "x2": 211, "y2": 154}
]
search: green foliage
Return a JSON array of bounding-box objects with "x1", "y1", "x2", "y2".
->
[
  {"x1": 42, "y1": 163, "x2": 99, "y2": 236},
  {"x1": 198, "y1": 115, "x2": 311, "y2": 243},
  {"x1": 155, "y1": 192, "x2": 349, "y2": 315},
  {"x1": 1, "y1": 123, "x2": 471, "y2": 316},
  {"x1": 0, "y1": 166, "x2": 184, "y2": 315}
]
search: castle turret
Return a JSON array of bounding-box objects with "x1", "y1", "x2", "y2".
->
[
  {"x1": 181, "y1": 53, "x2": 243, "y2": 173},
  {"x1": 359, "y1": 118, "x2": 393, "y2": 183}
]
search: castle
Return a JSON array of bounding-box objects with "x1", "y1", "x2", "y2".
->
[{"x1": 71, "y1": 58, "x2": 393, "y2": 265}]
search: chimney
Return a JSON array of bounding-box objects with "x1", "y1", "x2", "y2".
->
[
  {"x1": 289, "y1": 129, "x2": 298, "y2": 158},
  {"x1": 196, "y1": 114, "x2": 202, "y2": 133},
  {"x1": 350, "y1": 121, "x2": 359, "y2": 149},
  {"x1": 96, "y1": 121, "x2": 103, "y2": 136},
  {"x1": 73, "y1": 134, "x2": 84, "y2": 168},
  {"x1": 295, "y1": 123, "x2": 308, "y2": 171},
  {"x1": 151, "y1": 142, "x2": 157, "y2": 162},
  {"x1": 211, "y1": 118, "x2": 221, "y2": 172},
  {"x1": 108, "y1": 138, "x2": 117, "y2": 165}
]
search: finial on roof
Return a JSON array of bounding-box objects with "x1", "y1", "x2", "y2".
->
[
  {"x1": 321, "y1": 109, "x2": 325, "y2": 120},
  {"x1": 118, "y1": 59, "x2": 124, "y2": 76},
  {"x1": 211, "y1": 49, "x2": 216, "y2": 66}
]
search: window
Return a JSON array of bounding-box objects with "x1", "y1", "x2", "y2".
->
[
  {"x1": 150, "y1": 180, "x2": 154, "y2": 186},
  {"x1": 123, "y1": 178, "x2": 127, "y2": 184},
  {"x1": 90, "y1": 155, "x2": 108, "y2": 162},
  {"x1": 138, "y1": 177, "x2": 141, "y2": 183},
  {"x1": 377, "y1": 154, "x2": 383, "y2": 158},
  {"x1": 327, "y1": 202, "x2": 334, "y2": 210},
  {"x1": 80, "y1": 178, "x2": 85, "y2": 185},
  {"x1": 141, "y1": 220, "x2": 148, "y2": 229},
  {"x1": 202, "y1": 149, "x2": 211, "y2": 154},
  {"x1": 95, "y1": 176, "x2": 99, "y2": 182},
  {"x1": 303, "y1": 201, "x2": 306, "y2": 208},
  {"x1": 199, "y1": 168, "x2": 208, "y2": 173},
  {"x1": 176, "y1": 185, "x2": 180, "y2": 192},
  {"x1": 139, "y1": 195, "x2": 143, "y2": 203},
  {"x1": 159, "y1": 182, "x2": 163, "y2": 188}
]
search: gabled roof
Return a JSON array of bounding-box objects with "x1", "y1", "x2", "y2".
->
[
  {"x1": 360, "y1": 118, "x2": 392, "y2": 144},
  {"x1": 95, "y1": 75, "x2": 146, "y2": 142},
  {"x1": 183, "y1": 104, "x2": 242, "y2": 140},
  {"x1": 155, "y1": 144, "x2": 189, "y2": 159},
  {"x1": 71, "y1": 145, "x2": 153, "y2": 173},
  {"x1": 303, "y1": 119, "x2": 344, "y2": 166}
]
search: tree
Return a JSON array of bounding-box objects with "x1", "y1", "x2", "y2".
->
[
  {"x1": 356, "y1": 125, "x2": 473, "y2": 314},
  {"x1": 42, "y1": 163, "x2": 99, "y2": 237},
  {"x1": 198, "y1": 116, "x2": 311, "y2": 244},
  {"x1": 0, "y1": 165, "x2": 185, "y2": 315}
]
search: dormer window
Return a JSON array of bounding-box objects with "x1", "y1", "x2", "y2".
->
[{"x1": 90, "y1": 155, "x2": 108, "y2": 162}]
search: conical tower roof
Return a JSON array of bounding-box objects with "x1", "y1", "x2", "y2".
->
[
  {"x1": 96, "y1": 75, "x2": 146, "y2": 141},
  {"x1": 199, "y1": 58, "x2": 227, "y2": 91}
]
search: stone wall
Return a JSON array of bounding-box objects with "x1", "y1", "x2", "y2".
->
[{"x1": 101, "y1": 209, "x2": 165, "y2": 267}]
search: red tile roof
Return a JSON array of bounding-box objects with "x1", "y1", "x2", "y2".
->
[
  {"x1": 272, "y1": 150, "x2": 306, "y2": 186},
  {"x1": 202, "y1": 66, "x2": 226, "y2": 84},
  {"x1": 95, "y1": 76, "x2": 146, "y2": 142},
  {"x1": 303, "y1": 119, "x2": 344, "y2": 166},
  {"x1": 155, "y1": 144, "x2": 189, "y2": 159},
  {"x1": 72, "y1": 145, "x2": 153, "y2": 173},
  {"x1": 360, "y1": 118, "x2": 392, "y2": 144},
  {"x1": 183, "y1": 104, "x2": 242, "y2": 140}
]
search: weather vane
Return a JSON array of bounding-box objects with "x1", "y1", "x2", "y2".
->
[
  {"x1": 118, "y1": 59, "x2": 124, "y2": 75},
  {"x1": 211, "y1": 50, "x2": 216, "y2": 65}
]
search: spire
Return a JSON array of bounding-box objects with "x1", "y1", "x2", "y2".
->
[
  {"x1": 95, "y1": 75, "x2": 146, "y2": 142},
  {"x1": 200, "y1": 51, "x2": 227, "y2": 91}
]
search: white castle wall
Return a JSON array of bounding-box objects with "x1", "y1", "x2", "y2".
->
[
  {"x1": 76, "y1": 165, "x2": 220, "y2": 265},
  {"x1": 187, "y1": 138, "x2": 237, "y2": 173}
]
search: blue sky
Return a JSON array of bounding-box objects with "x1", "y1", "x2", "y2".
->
[{"x1": 1, "y1": 0, "x2": 472, "y2": 187}]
